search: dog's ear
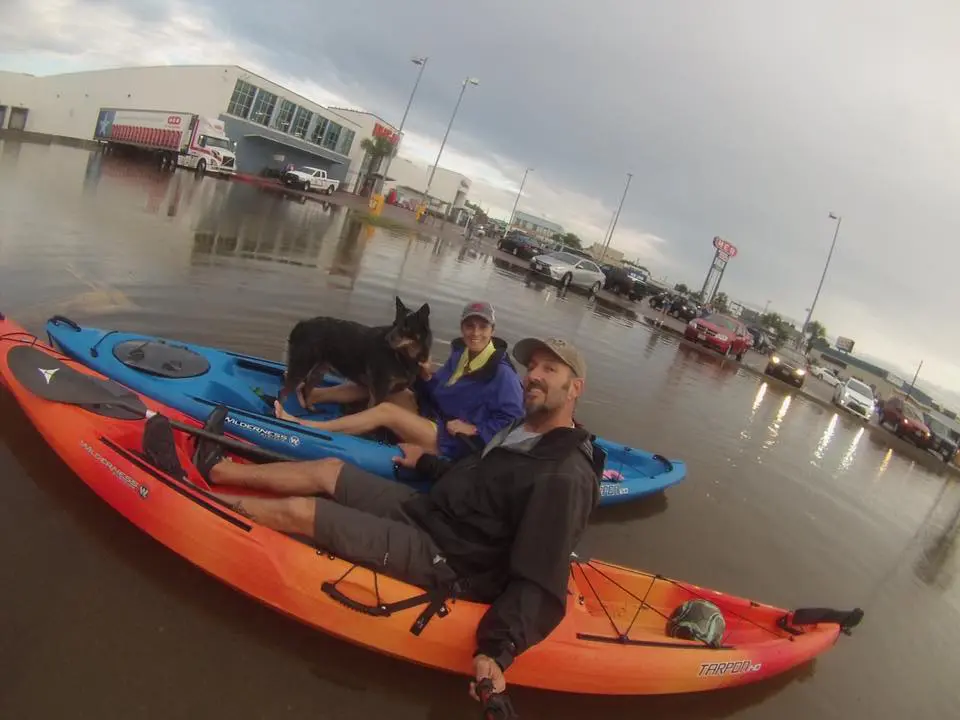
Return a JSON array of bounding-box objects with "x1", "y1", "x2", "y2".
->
[
  {"x1": 395, "y1": 296, "x2": 408, "y2": 321},
  {"x1": 414, "y1": 302, "x2": 430, "y2": 322}
]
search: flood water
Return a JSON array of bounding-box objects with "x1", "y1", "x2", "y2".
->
[{"x1": 1, "y1": 142, "x2": 957, "y2": 719}]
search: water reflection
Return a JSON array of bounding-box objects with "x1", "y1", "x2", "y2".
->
[
  {"x1": 762, "y1": 393, "x2": 792, "y2": 449},
  {"x1": 814, "y1": 414, "x2": 839, "y2": 461},
  {"x1": 915, "y1": 491, "x2": 960, "y2": 590},
  {"x1": 838, "y1": 426, "x2": 865, "y2": 472}
]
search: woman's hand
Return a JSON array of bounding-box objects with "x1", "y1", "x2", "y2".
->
[
  {"x1": 418, "y1": 359, "x2": 434, "y2": 381},
  {"x1": 392, "y1": 442, "x2": 426, "y2": 468},
  {"x1": 446, "y1": 419, "x2": 478, "y2": 436}
]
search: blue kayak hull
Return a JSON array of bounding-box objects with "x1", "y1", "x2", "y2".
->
[{"x1": 46, "y1": 318, "x2": 686, "y2": 505}]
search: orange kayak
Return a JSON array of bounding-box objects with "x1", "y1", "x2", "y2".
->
[{"x1": 0, "y1": 313, "x2": 863, "y2": 695}]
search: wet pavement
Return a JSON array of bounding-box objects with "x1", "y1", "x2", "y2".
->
[{"x1": 1, "y1": 141, "x2": 958, "y2": 719}]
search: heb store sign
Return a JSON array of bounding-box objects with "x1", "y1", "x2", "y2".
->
[{"x1": 373, "y1": 122, "x2": 400, "y2": 144}]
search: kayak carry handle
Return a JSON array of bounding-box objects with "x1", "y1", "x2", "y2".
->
[
  {"x1": 320, "y1": 581, "x2": 390, "y2": 616},
  {"x1": 48, "y1": 315, "x2": 81, "y2": 331}
]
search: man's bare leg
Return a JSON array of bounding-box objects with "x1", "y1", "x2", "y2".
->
[
  {"x1": 301, "y1": 382, "x2": 367, "y2": 408},
  {"x1": 210, "y1": 457, "x2": 344, "y2": 497},
  {"x1": 216, "y1": 494, "x2": 316, "y2": 536},
  {"x1": 275, "y1": 401, "x2": 439, "y2": 454}
]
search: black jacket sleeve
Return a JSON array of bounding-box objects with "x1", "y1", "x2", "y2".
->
[
  {"x1": 414, "y1": 453, "x2": 454, "y2": 483},
  {"x1": 474, "y1": 461, "x2": 597, "y2": 670}
]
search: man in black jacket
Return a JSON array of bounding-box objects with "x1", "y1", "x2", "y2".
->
[{"x1": 198, "y1": 336, "x2": 603, "y2": 700}]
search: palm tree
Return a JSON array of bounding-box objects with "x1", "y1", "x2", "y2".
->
[
  {"x1": 713, "y1": 292, "x2": 730, "y2": 313},
  {"x1": 805, "y1": 320, "x2": 827, "y2": 352},
  {"x1": 359, "y1": 136, "x2": 396, "y2": 194}
]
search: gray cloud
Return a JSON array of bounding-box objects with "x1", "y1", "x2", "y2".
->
[{"x1": 5, "y1": 0, "x2": 960, "y2": 395}]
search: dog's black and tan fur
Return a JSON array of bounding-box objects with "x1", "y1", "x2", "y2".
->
[{"x1": 282, "y1": 297, "x2": 432, "y2": 408}]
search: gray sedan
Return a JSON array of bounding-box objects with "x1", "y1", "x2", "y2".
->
[{"x1": 528, "y1": 252, "x2": 606, "y2": 293}]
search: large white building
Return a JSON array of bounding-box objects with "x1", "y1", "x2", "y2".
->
[{"x1": 0, "y1": 64, "x2": 472, "y2": 212}]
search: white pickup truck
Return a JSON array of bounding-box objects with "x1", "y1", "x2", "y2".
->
[{"x1": 281, "y1": 166, "x2": 339, "y2": 194}]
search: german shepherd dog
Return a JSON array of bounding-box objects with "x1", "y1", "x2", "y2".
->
[{"x1": 282, "y1": 297, "x2": 432, "y2": 408}]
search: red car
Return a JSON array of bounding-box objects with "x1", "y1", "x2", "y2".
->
[{"x1": 684, "y1": 313, "x2": 753, "y2": 361}]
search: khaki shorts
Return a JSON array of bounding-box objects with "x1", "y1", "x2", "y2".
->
[{"x1": 313, "y1": 463, "x2": 456, "y2": 590}]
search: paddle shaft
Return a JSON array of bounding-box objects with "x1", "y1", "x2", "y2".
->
[{"x1": 153, "y1": 412, "x2": 299, "y2": 464}]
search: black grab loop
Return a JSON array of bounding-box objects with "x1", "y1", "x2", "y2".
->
[
  {"x1": 651, "y1": 453, "x2": 674, "y2": 471},
  {"x1": 779, "y1": 607, "x2": 865, "y2": 636},
  {"x1": 477, "y1": 679, "x2": 519, "y2": 720},
  {"x1": 48, "y1": 315, "x2": 80, "y2": 331},
  {"x1": 321, "y1": 568, "x2": 461, "y2": 636}
]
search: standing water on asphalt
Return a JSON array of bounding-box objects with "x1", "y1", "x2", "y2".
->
[{"x1": 1, "y1": 142, "x2": 957, "y2": 719}]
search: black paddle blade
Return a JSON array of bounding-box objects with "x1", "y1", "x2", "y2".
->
[{"x1": 6, "y1": 344, "x2": 147, "y2": 420}]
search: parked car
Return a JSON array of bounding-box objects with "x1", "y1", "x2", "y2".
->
[
  {"x1": 745, "y1": 326, "x2": 773, "y2": 355},
  {"x1": 498, "y1": 231, "x2": 543, "y2": 259},
  {"x1": 810, "y1": 365, "x2": 841, "y2": 387},
  {"x1": 765, "y1": 347, "x2": 808, "y2": 387},
  {"x1": 879, "y1": 395, "x2": 932, "y2": 448},
  {"x1": 684, "y1": 313, "x2": 753, "y2": 361},
  {"x1": 668, "y1": 296, "x2": 701, "y2": 322},
  {"x1": 282, "y1": 166, "x2": 339, "y2": 194},
  {"x1": 832, "y1": 377, "x2": 875, "y2": 421},
  {"x1": 528, "y1": 251, "x2": 606, "y2": 293},
  {"x1": 602, "y1": 266, "x2": 647, "y2": 300},
  {"x1": 648, "y1": 292, "x2": 675, "y2": 311},
  {"x1": 921, "y1": 411, "x2": 959, "y2": 463}
]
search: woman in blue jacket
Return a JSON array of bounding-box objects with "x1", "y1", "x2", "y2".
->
[{"x1": 276, "y1": 301, "x2": 524, "y2": 460}]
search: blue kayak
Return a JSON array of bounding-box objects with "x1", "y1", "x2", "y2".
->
[{"x1": 46, "y1": 316, "x2": 687, "y2": 505}]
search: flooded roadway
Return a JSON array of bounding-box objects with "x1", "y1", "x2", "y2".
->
[{"x1": 1, "y1": 141, "x2": 957, "y2": 719}]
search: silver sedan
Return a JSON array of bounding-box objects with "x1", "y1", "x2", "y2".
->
[{"x1": 528, "y1": 252, "x2": 606, "y2": 293}]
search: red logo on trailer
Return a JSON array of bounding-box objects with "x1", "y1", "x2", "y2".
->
[
  {"x1": 713, "y1": 236, "x2": 738, "y2": 258},
  {"x1": 167, "y1": 116, "x2": 183, "y2": 126}
]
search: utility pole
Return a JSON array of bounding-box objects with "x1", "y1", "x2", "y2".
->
[
  {"x1": 378, "y1": 56, "x2": 428, "y2": 194},
  {"x1": 508, "y1": 167, "x2": 533, "y2": 229},
  {"x1": 907, "y1": 359, "x2": 924, "y2": 399},
  {"x1": 599, "y1": 172, "x2": 633, "y2": 263}
]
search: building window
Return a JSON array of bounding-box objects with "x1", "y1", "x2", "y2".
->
[
  {"x1": 227, "y1": 79, "x2": 256, "y2": 119},
  {"x1": 249, "y1": 89, "x2": 278, "y2": 126},
  {"x1": 336, "y1": 128, "x2": 355, "y2": 155},
  {"x1": 311, "y1": 116, "x2": 329, "y2": 145},
  {"x1": 291, "y1": 107, "x2": 313, "y2": 139},
  {"x1": 322, "y1": 122, "x2": 342, "y2": 151},
  {"x1": 273, "y1": 99, "x2": 296, "y2": 133}
]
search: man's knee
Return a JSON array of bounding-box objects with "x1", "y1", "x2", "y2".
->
[
  {"x1": 277, "y1": 496, "x2": 315, "y2": 535},
  {"x1": 306, "y1": 457, "x2": 344, "y2": 493}
]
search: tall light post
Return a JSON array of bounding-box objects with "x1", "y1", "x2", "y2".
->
[
  {"x1": 508, "y1": 167, "x2": 533, "y2": 229},
  {"x1": 419, "y1": 76, "x2": 479, "y2": 219},
  {"x1": 799, "y1": 212, "x2": 843, "y2": 349},
  {"x1": 378, "y1": 55, "x2": 428, "y2": 194},
  {"x1": 599, "y1": 172, "x2": 633, "y2": 263}
]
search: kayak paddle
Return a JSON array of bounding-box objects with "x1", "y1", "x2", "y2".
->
[
  {"x1": 476, "y1": 678, "x2": 519, "y2": 719},
  {"x1": 6, "y1": 343, "x2": 297, "y2": 464}
]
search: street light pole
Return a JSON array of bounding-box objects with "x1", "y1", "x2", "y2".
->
[
  {"x1": 508, "y1": 167, "x2": 533, "y2": 229},
  {"x1": 419, "y1": 76, "x2": 479, "y2": 220},
  {"x1": 378, "y1": 56, "x2": 428, "y2": 193},
  {"x1": 799, "y1": 212, "x2": 842, "y2": 349},
  {"x1": 599, "y1": 172, "x2": 633, "y2": 263},
  {"x1": 907, "y1": 359, "x2": 924, "y2": 399}
]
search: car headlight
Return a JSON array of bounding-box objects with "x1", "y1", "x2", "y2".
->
[
  {"x1": 795, "y1": 368, "x2": 806, "y2": 375},
  {"x1": 770, "y1": 356, "x2": 780, "y2": 364},
  {"x1": 716, "y1": 334, "x2": 728, "y2": 341},
  {"x1": 688, "y1": 320, "x2": 698, "y2": 328}
]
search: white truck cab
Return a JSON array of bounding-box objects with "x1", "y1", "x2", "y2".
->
[
  {"x1": 178, "y1": 117, "x2": 237, "y2": 176},
  {"x1": 282, "y1": 166, "x2": 339, "y2": 194}
]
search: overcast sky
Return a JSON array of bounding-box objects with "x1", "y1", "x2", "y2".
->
[{"x1": 3, "y1": 0, "x2": 960, "y2": 402}]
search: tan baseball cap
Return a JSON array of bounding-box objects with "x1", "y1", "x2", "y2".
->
[{"x1": 512, "y1": 337, "x2": 587, "y2": 379}]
